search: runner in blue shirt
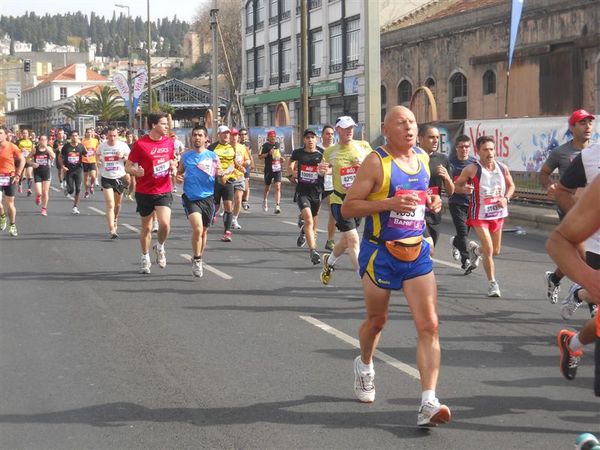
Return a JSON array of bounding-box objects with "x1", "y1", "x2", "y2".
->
[{"x1": 176, "y1": 125, "x2": 221, "y2": 277}]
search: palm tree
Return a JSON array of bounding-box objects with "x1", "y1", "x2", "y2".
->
[
  {"x1": 88, "y1": 86, "x2": 127, "y2": 123},
  {"x1": 58, "y1": 96, "x2": 90, "y2": 120}
]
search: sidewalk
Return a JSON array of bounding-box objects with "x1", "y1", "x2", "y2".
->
[{"x1": 249, "y1": 172, "x2": 559, "y2": 232}]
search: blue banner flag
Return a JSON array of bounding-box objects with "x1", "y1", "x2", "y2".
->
[{"x1": 508, "y1": 0, "x2": 524, "y2": 71}]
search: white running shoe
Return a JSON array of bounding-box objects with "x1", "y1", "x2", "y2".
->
[
  {"x1": 8, "y1": 223, "x2": 18, "y2": 237},
  {"x1": 488, "y1": 280, "x2": 501, "y2": 297},
  {"x1": 262, "y1": 200, "x2": 268, "y2": 212},
  {"x1": 450, "y1": 236, "x2": 460, "y2": 261},
  {"x1": 152, "y1": 220, "x2": 159, "y2": 233},
  {"x1": 417, "y1": 400, "x2": 451, "y2": 427},
  {"x1": 153, "y1": 244, "x2": 167, "y2": 268},
  {"x1": 464, "y1": 241, "x2": 481, "y2": 275},
  {"x1": 72, "y1": 206, "x2": 80, "y2": 215},
  {"x1": 560, "y1": 284, "x2": 582, "y2": 320},
  {"x1": 139, "y1": 255, "x2": 151, "y2": 274},
  {"x1": 353, "y1": 356, "x2": 375, "y2": 403},
  {"x1": 232, "y1": 218, "x2": 242, "y2": 229},
  {"x1": 192, "y1": 258, "x2": 203, "y2": 277},
  {"x1": 545, "y1": 271, "x2": 560, "y2": 304}
]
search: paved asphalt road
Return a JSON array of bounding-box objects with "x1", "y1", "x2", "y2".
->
[{"x1": 0, "y1": 178, "x2": 598, "y2": 449}]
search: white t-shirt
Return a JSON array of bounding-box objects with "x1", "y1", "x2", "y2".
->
[{"x1": 97, "y1": 140, "x2": 130, "y2": 179}]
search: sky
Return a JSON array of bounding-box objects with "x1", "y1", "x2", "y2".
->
[{"x1": 2, "y1": 0, "x2": 205, "y2": 22}]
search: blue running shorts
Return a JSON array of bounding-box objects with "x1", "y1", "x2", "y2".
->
[{"x1": 358, "y1": 238, "x2": 433, "y2": 290}]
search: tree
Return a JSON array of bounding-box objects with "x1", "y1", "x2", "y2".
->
[
  {"x1": 88, "y1": 86, "x2": 127, "y2": 123},
  {"x1": 193, "y1": 0, "x2": 242, "y2": 118},
  {"x1": 58, "y1": 96, "x2": 90, "y2": 120}
]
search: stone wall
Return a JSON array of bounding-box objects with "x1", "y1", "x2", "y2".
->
[{"x1": 380, "y1": 0, "x2": 600, "y2": 121}]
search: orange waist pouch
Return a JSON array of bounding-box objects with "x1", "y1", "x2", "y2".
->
[{"x1": 384, "y1": 236, "x2": 423, "y2": 262}]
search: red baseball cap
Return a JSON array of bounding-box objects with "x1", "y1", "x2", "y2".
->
[
  {"x1": 267, "y1": 130, "x2": 276, "y2": 137},
  {"x1": 568, "y1": 109, "x2": 595, "y2": 126},
  {"x1": 230, "y1": 128, "x2": 239, "y2": 135}
]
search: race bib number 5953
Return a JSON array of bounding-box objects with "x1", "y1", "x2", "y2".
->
[{"x1": 388, "y1": 189, "x2": 426, "y2": 231}]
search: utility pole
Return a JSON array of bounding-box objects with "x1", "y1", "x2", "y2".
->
[
  {"x1": 300, "y1": 0, "x2": 309, "y2": 131},
  {"x1": 147, "y1": 0, "x2": 152, "y2": 115},
  {"x1": 115, "y1": 4, "x2": 133, "y2": 128},
  {"x1": 210, "y1": 0, "x2": 219, "y2": 141},
  {"x1": 363, "y1": 1, "x2": 381, "y2": 143}
]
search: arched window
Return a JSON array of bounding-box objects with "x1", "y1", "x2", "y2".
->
[
  {"x1": 449, "y1": 72, "x2": 467, "y2": 119},
  {"x1": 425, "y1": 77, "x2": 435, "y2": 92},
  {"x1": 397, "y1": 80, "x2": 412, "y2": 107},
  {"x1": 245, "y1": 2, "x2": 254, "y2": 34},
  {"x1": 483, "y1": 70, "x2": 496, "y2": 95},
  {"x1": 381, "y1": 85, "x2": 387, "y2": 119}
]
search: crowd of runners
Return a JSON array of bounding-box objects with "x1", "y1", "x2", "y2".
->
[{"x1": 0, "y1": 105, "x2": 598, "y2": 425}]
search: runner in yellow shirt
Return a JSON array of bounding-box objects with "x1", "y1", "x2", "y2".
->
[
  {"x1": 207, "y1": 125, "x2": 246, "y2": 242},
  {"x1": 320, "y1": 116, "x2": 372, "y2": 285},
  {"x1": 230, "y1": 128, "x2": 252, "y2": 229},
  {"x1": 17, "y1": 129, "x2": 34, "y2": 196}
]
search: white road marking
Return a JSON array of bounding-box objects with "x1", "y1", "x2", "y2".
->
[
  {"x1": 179, "y1": 254, "x2": 233, "y2": 280},
  {"x1": 88, "y1": 206, "x2": 105, "y2": 215},
  {"x1": 50, "y1": 186, "x2": 60, "y2": 192},
  {"x1": 432, "y1": 257, "x2": 462, "y2": 269},
  {"x1": 282, "y1": 220, "x2": 326, "y2": 234},
  {"x1": 299, "y1": 315, "x2": 420, "y2": 380},
  {"x1": 122, "y1": 223, "x2": 139, "y2": 233}
]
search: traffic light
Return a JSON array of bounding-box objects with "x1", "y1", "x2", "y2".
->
[{"x1": 23, "y1": 59, "x2": 31, "y2": 73}]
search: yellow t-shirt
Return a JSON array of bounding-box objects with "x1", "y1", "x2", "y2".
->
[
  {"x1": 81, "y1": 137, "x2": 99, "y2": 163},
  {"x1": 212, "y1": 142, "x2": 242, "y2": 181},
  {"x1": 18, "y1": 139, "x2": 34, "y2": 158},
  {"x1": 322, "y1": 140, "x2": 373, "y2": 205},
  {"x1": 233, "y1": 143, "x2": 250, "y2": 179}
]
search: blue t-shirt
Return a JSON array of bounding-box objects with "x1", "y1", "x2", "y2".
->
[
  {"x1": 181, "y1": 149, "x2": 219, "y2": 200},
  {"x1": 448, "y1": 154, "x2": 477, "y2": 206}
]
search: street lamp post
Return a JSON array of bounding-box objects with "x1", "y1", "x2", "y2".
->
[
  {"x1": 115, "y1": 3, "x2": 133, "y2": 129},
  {"x1": 147, "y1": 0, "x2": 152, "y2": 115},
  {"x1": 210, "y1": 0, "x2": 218, "y2": 141}
]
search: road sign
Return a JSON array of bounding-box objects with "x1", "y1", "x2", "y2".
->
[{"x1": 6, "y1": 81, "x2": 21, "y2": 99}]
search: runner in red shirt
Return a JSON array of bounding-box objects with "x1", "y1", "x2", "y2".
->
[
  {"x1": 125, "y1": 113, "x2": 176, "y2": 274},
  {"x1": 0, "y1": 126, "x2": 25, "y2": 236}
]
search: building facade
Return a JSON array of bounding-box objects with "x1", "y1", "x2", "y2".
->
[
  {"x1": 380, "y1": 0, "x2": 600, "y2": 122},
  {"x1": 5, "y1": 63, "x2": 109, "y2": 131},
  {"x1": 241, "y1": 0, "x2": 370, "y2": 128}
]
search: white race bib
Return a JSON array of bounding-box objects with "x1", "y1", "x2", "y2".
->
[
  {"x1": 0, "y1": 175, "x2": 10, "y2": 186},
  {"x1": 104, "y1": 155, "x2": 120, "y2": 172},
  {"x1": 197, "y1": 159, "x2": 217, "y2": 177},
  {"x1": 323, "y1": 174, "x2": 333, "y2": 191},
  {"x1": 340, "y1": 165, "x2": 359, "y2": 190},
  {"x1": 35, "y1": 155, "x2": 49, "y2": 166},
  {"x1": 482, "y1": 196, "x2": 506, "y2": 219},
  {"x1": 153, "y1": 160, "x2": 170, "y2": 178},
  {"x1": 388, "y1": 190, "x2": 426, "y2": 231},
  {"x1": 299, "y1": 164, "x2": 319, "y2": 184}
]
